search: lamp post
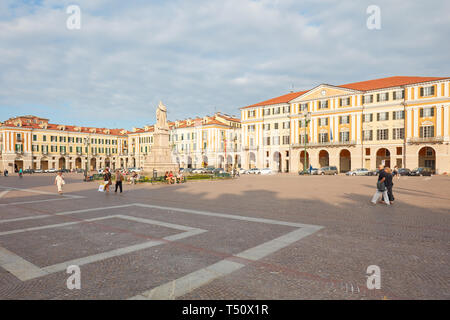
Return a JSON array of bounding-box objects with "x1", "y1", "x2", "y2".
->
[
  {"x1": 303, "y1": 112, "x2": 312, "y2": 174},
  {"x1": 84, "y1": 137, "x2": 90, "y2": 181}
]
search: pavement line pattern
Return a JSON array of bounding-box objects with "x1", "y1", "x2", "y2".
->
[
  {"x1": 0, "y1": 185, "x2": 84, "y2": 207},
  {"x1": 129, "y1": 203, "x2": 323, "y2": 300},
  {"x1": 0, "y1": 213, "x2": 206, "y2": 281},
  {"x1": 0, "y1": 190, "x2": 10, "y2": 198},
  {"x1": 0, "y1": 204, "x2": 133, "y2": 224}
]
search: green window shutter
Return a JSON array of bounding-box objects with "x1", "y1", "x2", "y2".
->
[
  {"x1": 431, "y1": 107, "x2": 435, "y2": 117},
  {"x1": 386, "y1": 112, "x2": 389, "y2": 120},
  {"x1": 377, "y1": 113, "x2": 380, "y2": 121},
  {"x1": 431, "y1": 86, "x2": 435, "y2": 95},
  {"x1": 420, "y1": 108, "x2": 424, "y2": 117},
  {"x1": 420, "y1": 87, "x2": 424, "y2": 97},
  {"x1": 377, "y1": 94, "x2": 380, "y2": 102}
]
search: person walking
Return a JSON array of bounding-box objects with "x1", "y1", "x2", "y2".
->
[
  {"x1": 371, "y1": 164, "x2": 390, "y2": 205},
  {"x1": 384, "y1": 167, "x2": 395, "y2": 204},
  {"x1": 18, "y1": 168, "x2": 23, "y2": 178},
  {"x1": 54, "y1": 171, "x2": 65, "y2": 194},
  {"x1": 103, "y1": 168, "x2": 112, "y2": 192},
  {"x1": 115, "y1": 170, "x2": 124, "y2": 193},
  {"x1": 393, "y1": 165, "x2": 400, "y2": 180},
  {"x1": 3, "y1": 169, "x2": 8, "y2": 177}
]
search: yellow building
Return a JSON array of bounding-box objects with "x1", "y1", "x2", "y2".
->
[
  {"x1": 0, "y1": 115, "x2": 129, "y2": 172},
  {"x1": 241, "y1": 76, "x2": 450, "y2": 174},
  {"x1": 0, "y1": 112, "x2": 241, "y2": 172}
]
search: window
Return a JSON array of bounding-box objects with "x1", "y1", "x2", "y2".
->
[
  {"x1": 43, "y1": 135, "x2": 47, "y2": 142},
  {"x1": 248, "y1": 110, "x2": 256, "y2": 118},
  {"x1": 377, "y1": 92, "x2": 389, "y2": 102},
  {"x1": 299, "y1": 103, "x2": 308, "y2": 112},
  {"x1": 299, "y1": 134, "x2": 308, "y2": 144},
  {"x1": 272, "y1": 136, "x2": 280, "y2": 145},
  {"x1": 264, "y1": 137, "x2": 271, "y2": 146},
  {"x1": 282, "y1": 136, "x2": 290, "y2": 145},
  {"x1": 339, "y1": 132, "x2": 350, "y2": 142},
  {"x1": 319, "y1": 133, "x2": 329, "y2": 143},
  {"x1": 420, "y1": 126, "x2": 434, "y2": 138},
  {"x1": 363, "y1": 113, "x2": 373, "y2": 122},
  {"x1": 377, "y1": 129, "x2": 389, "y2": 140},
  {"x1": 363, "y1": 130, "x2": 373, "y2": 141},
  {"x1": 319, "y1": 100, "x2": 328, "y2": 109},
  {"x1": 339, "y1": 116, "x2": 350, "y2": 124},
  {"x1": 33, "y1": 135, "x2": 37, "y2": 141},
  {"x1": 283, "y1": 106, "x2": 290, "y2": 113},
  {"x1": 319, "y1": 118, "x2": 328, "y2": 126},
  {"x1": 32, "y1": 145, "x2": 39, "y2": 152},
  {"x1": 273, "y1": 107, "x2": 281, "y2": 115},
  {"x1": 365, "y1": 148, "x2": 370, "y2": 156},
  {"x1": 299, "y1": 120, "x2": 307, "y2": 128},
  {"x1": 393, "y1": 128, "x2": 404, "y2": 140},
  {"x1": 263, "y1": 108, "x2": 271, "y2": 116},
  {"x1": 393, "y1": 90, "x2": 405, "y2": 100},
  {"x1": 397, "y1": 147, "x2": 403, "y2": 155},
  {"x1": 263, "y1": 124, "x2": 270, "y2": 131},
  {"x1": 420, "y1": 86, "x2": 435, "y2": 97},
  {"x1": 340, "y1": 97, "x2": 351, "y2": 107},
  {"x1": 248, "y1": 125, "x2": 256, "y2": 132},
  {"x1": 393, "y1": 110, "x2": 405, "y2": 120},
  {"x1": 282, "y1": 121, "x2": 290, "y2": 129},
  {"x1": 274, "y1": 123, "x2": 279, "y2": 130},
  {"x1": 420, "y1": 107, "x2": 434, "y2": 117},
  {"x1": 363, "y1": 95, "x2": 373, "y2": 103},
  {"x1": 377, "y1": 112, "x2": 389, "y2": 121}
]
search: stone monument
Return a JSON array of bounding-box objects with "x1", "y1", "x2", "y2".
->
[{"x1": 142, "y1": 101, "x2": 178, "y2": 176}]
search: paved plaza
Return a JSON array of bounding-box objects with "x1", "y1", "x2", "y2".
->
[{"x1": 0, "y1": 173, "x2": 448, "y2": 300}]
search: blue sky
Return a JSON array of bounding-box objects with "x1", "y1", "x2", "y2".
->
[{"x1": 0, "y1": 0, "x2": 449, "y2": 130}]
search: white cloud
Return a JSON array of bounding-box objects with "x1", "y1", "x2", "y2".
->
[{"x1": 0, "y1": 0, "x2": 449, "y2": 129}]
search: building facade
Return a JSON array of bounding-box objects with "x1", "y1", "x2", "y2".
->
[
  {"x1": 240, "y1": 76, "x2": 450, "y2": 174},
  {"x1": 0, "y1": 113, "x2": 242, "y2": 173}
]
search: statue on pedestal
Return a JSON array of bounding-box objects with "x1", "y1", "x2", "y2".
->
[{"x1": 156, "y1": 101, "x2": 169, "y2": 133}]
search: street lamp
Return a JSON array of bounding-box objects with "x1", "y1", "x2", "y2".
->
[
  {"x1": 84, "y1": 137, "x2": 91, "y2": 181},
  {"x1": 303, "y1": 112, "x2": 312, "y2": 174}
]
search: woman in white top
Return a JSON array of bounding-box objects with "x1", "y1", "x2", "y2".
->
[{"x1": 54, "y1": 171, "x2": 65, "y2": 194}]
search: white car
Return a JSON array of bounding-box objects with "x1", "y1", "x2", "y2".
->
[
  {"x1": 259, "y1": 168, "x2": 273, "y2": 175},
  {"x1": 238, "y1": 168, "x2": 247, "y2": 175},
  {"x1": 192, "y1": 168, "x2": 206, "y2": 174},
  {"x1": 247, "y1": 168, "x2": 260, "y2": 174},
  {"x1": 47, "y1": 168, "x2": 57, "y2": 173},
  {"x1": 129, "y1": 168, "x2": 142, "y2": 173}
]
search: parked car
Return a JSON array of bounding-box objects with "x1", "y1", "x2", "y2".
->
[
  {"x1": 212, "y1": 168, "x2": 225, "y2": 174},
  {"x1": 60, "y1": 168, "x2": 70, "y2": 173},
  {"x1": 346, "y1": 168, "x2": 370, "y2": 176},
  {"x1": 397, "y1": 168, "x2": 411, "y2": 176},
  {"x1": 247, "y1": 168, "x2": 261, "y2": 174},
  {"x1": 238, "y1": 168, "x2": 247, "y2": 175},
  {"x1": 23, "y1": 169, "x2": 34, "y2": 174},
  {"x1": 192, "y1": 168, "x2": 206, "y2": 174},
  {"x1": 34, "y1": 169, "x2": 43, "y2": 173},
  {"x1": 97, "y1": 169, "x2": 105, "y2": 174},
  {"x1": 203, "y1": 167, "x2": 215, "y2": 174},
  {"x1": 410, "y1": 167, "x2": 433, "y2": 176},
  {"x1": 318, "y1": 166, "x2": 338, "y2": 175},
  {"x1": 47, "y1": 168, "x2": 57, "y2": 173},
  {"x1": 259, "y1": 168, "x2": 273, "y2": 175}
]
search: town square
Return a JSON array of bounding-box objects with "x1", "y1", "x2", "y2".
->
[{"x1": 0, "y1": 0, "x2": 449, "y2": 307}]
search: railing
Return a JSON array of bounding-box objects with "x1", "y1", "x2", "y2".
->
[
  {"x1": 15, "y1": 150, "x2": 24, "y2": 154},
  {"x1": 407, "y1": 137, "x2": 444, "y2": 144},
  {"x1": 291, "y1": 140, "x2": 357, "y2": 148}
]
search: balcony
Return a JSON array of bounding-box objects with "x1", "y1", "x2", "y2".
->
[
  {"x1": 60, "y1": 151, "x2": 67, "y2": 156},
  {"x1": 407, "y1": 137, "x2": 444, "y2": 144},
  {"x1": 243, "y1": 146, "x2": 259, "y2": 151},
  {"x1": 291, "y1": 140, "x2": 357, "y2": 148},
  {"x1": 15, "y1": 150, "x2": 24, "y2": 155}
]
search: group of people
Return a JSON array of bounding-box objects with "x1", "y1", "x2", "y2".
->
[
  {"x1": 101, "y1": 168, "x2": 124, "y2": 193},
  {"x1": 371, "y1": 164, "x2": 400, "y2": 206},
  {"x1": 164, "y1": 170, "x2": 184, "y2": 184}
]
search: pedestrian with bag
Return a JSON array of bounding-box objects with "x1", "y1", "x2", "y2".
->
[
  {"x1": 103, "y1": 168, "x2": 112, "y2": 193},
  {"x1": 384, "y1": 167, "x2": 395, "y2": 204},
  {"x1": 115, "y1": 170, "x2": 124, "y2": 193},
  {"x1": 371, "y1": 164, "x2": 390, "y2": 205}
]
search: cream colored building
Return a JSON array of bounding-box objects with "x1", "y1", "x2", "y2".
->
[
  {"x1": 0, "y1": 112, "x2": 241, "y2": 173},
  {"x1": 241, "y1": 76, "x2": 450, "y2": 174}
]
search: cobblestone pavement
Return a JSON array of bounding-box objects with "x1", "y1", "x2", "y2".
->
[{"x1": 0, "y1": 173, "x2": 448, "y2": 299}]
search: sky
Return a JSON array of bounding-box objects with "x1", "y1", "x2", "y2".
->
[{"x1": 0, "y1": 0, "x2": 449, "y2": 130}]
